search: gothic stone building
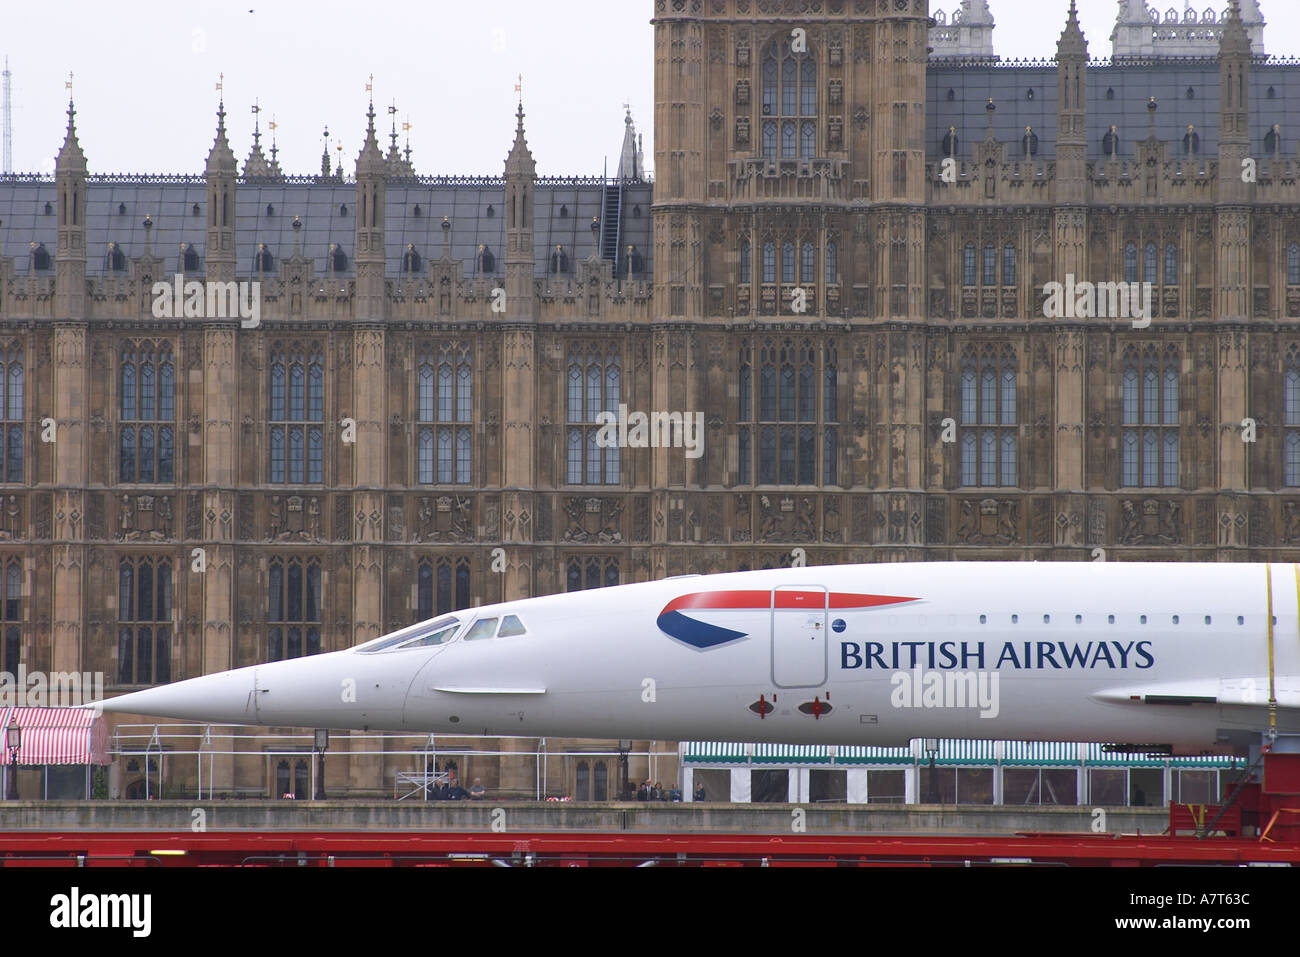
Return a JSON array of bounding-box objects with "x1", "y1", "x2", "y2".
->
[{"x1": 1, "y1": 0, "x2": 1299, "y2": 797}]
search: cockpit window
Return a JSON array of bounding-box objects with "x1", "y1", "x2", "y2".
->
[
  {"x1": 497, "y1": 615, "x2": 527, "y2": 638},
  {"x1": 397, "y1": 622, "x2": 461, "y2": 649},
  {"x1": 356, "y1": 616, "x2": 459, "y2": 653},
  {"x1": 463, "y1": 618, "x2": 499, "y2": 641}
]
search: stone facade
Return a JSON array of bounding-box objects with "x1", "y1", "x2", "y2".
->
[{"x1": 1, "y1": 0, "x2": 1300, "y2": 797}]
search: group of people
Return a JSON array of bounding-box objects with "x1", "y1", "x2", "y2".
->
[
  {"x1": 423, "y1": 774, "x2": 487, "y2": 801},
  {"x1": 632, "y1": 780, "x2": 707, "y2": 802}
]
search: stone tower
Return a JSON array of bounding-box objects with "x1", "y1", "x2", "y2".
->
[
  {"x1": 51, "y1": 99, "x2": 88, "y2": 675},
  {"x1": 501, "y1": 104, "x2": 537, "y2": 601},
  {"x1": 353, "y1": 102, "x2": 388, "y2": 645},
  {"x1": 1054, "y1": 2, "x2": 1088, "y2": 502},
  {"x1": 1217, "y1": 0, "x2": 1253, "y2": 493},
  {"x1": 202, "y1": 102, "x2": 238, "y2": 677}
]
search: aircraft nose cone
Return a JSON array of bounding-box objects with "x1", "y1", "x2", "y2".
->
[{"x1": 96, "y1": 666, "x2": 259, "y2": 725}]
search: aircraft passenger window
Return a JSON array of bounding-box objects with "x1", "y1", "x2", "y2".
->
[
  {"x1": 464, "y1": 618, "x2": 500, "y2": 641},
  {"x1": 1011, "y1": 615, "x2": 1019, "y2": 624},
  {"x1": 979, "y1": 615, "x2": 987, "y2": 625},
  {"x1": 1237, "y1": 616, "x2": 1244, "y2": 626},
  {"x1": 1043, "y1": 614, "x2": 1050, "y2": 624},
  {"x1": 1107, "y1": 615, "x2": 1115, "y2": 624},
  {"x1": 1172, "y1": 615, "x2": 1180, "y2": 625},
  {"x1": 497, "y1": 615, "x2": 527, "y2": 638},
  {"x1": 1204, "y1": 616, "x2": 1211, "y2": 625},
  {"x1": 397, "y1": 622, "x2": 461, "y2": 649},
  {"x1": 1140, "y1": 615, "x2": 1147, "y2": 624},
  {"x1": 1074, "y1": 615, "x2": 1082, "y2": 624}
]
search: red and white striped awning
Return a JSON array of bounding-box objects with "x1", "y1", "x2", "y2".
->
[{"x1": 0, "y1": 707, "x2": 110, "y2": 766}]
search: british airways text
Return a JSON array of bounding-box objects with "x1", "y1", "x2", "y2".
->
[{"x1": 840, "y1": 640, "x2": 1155, "y2": 671}]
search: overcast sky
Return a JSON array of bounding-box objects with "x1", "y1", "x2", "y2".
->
[{"x1": 2, "y1": 0, "x2": 1298, "y2": 177}]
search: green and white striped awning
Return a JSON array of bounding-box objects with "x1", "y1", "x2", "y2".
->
[{"x1": 681, "y1": 740, "x2": 1241, "y2": 770}]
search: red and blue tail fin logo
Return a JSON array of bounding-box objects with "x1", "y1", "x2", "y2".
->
[{"x1": 657, "y1": 590, "x2": 917, "y2": 650}]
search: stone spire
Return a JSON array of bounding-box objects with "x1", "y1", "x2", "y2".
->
[
  {"x1": 504, "y1": 102, "x2": 537, "y2": 180},
  {"x1": 1055, "y1": 2, "x2": 1088, "y2": 204},
  {"x1": 617, "y1": 107, "x2": 644, "y2": 181},
  {"x1": 242, "y1": 100, "x2": 281, "y2": 180},
  {"x1": 205, "y1": 97, "x2": 237, "y2": 282},
  {"x1": 55, "y1": 97, "x2": 86, "y2": 173},
  {"x1": 355, "y1": 95, "x2": 386, "y2": 321},
  {"x1": 54, "y1": 94, "x2": 87, "y2": 321}
]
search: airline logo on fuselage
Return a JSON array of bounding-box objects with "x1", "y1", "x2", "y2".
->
[{"x1": 657, "y1": 590, "x2": 917, "y2": 650}]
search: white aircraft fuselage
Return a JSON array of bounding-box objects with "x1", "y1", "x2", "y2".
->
[{"x1": 99, "y1": 562, "x2": 1300, "y2": 755}]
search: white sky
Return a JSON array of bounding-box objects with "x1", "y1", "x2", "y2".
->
[{"x1": 2, "y1": 0, "x2": 1298, "y2": 177}]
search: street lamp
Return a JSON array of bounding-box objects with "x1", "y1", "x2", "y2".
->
[
  {"x1": 924, "y1": 738, "x2": 939, "y2": 804},
  {"x1": 313, "y1": 729, "x2": 329, "y2": 801},
  {"x1": 6, "y1": 720, "x2": 20, "y2": 800}
]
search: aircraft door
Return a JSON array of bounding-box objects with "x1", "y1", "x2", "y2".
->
[{"x1": 771, "y1": 585, "x2": 828, "y2": 688}]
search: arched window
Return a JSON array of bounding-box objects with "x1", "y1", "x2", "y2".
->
[
  {"x1": 117, "y1": 556, "x2": 172, "y2": 685},
  {"x1": 962, "y1": 245, "x2": 976, "y2": 286},
  {"x1": 566, "y1": 347, "x2": 621, "y2": 485},
  {"x1": 1288, "y1": 244, "x2": 1300, "y2": 286},
  {"x1": 1164, "y1": 244, "x2": 1178, "y2": 285},
  {"x1": 825, "y1": 242, "x2": 838, "y2": 285},
  {"x1": 1285, "y1": 349, "x2": 1300, "y2": 487},
  {"x1": 738, "y1": 339, "x2": 835, "y2": 488},
  {"x1": 782, "y1": 242, "x2": 796, "y2": 284},
  {"x1": 478, "y1": 246, "x2": 496, "y2": 274},
  {"x1": 1182, "y1": 128, "x2": 1199, "y2": 155},
  {"x1": 801, "y1": 242, "x2": 815, "y2": 284},
  {"x1": 1001, "y1": 244, "x2": 1016, "y2": 286},
  {"x1": 1265, "y1": 126, "x2": 1281, "y2": 153},
  {"x1": 1144, "y1": 243, "x2": 1158, "y2": 284},
  {"x1": 1022, "y1": 128, "x2": 1039, "y2": 156},
  {"x1": 119, "y1": 343, "x2": 175, "y2": 484},
  {"x1": 982, "y1": 245, "x2": 996, "y2": 286},
  {"x1": 0, "y1": 561, "x2": 20, "y2": 679},
  {"x1": 761, "y1": 39, "x2": 817, "y2": 159},
  {"x1": 255, "y1": 245, "x2": 274, "y2": 273},
  {"x1": 331, "y1": 245, "x2": 348, "y2": 272},
  {"x1": 269, "y1": 344, "x2": 324, "y2": 484},
  {"x1": 740, "y1": 240, "x2": 751, "y2": 284},
  {"x1": 0, "y1": 346, "x2": 23, "y2": 483},
  {"x1": 418, "y1": 557, "x2": 473, "y2": 617},
  {"x1": 267, "y1": 556, "x2": 322, "y2": 662},
  {"x1": 941, "y1": 128, "x2": 959, "y2": 157},
  {"x1": 1124, "y1": 243, "x2": 1138, "y2": 283},
  {"x1": 416, "y1": 344, "x2": 473, "y2": 485},
  {"x1": 958, "y1": 346, "x2": 1018, "y2": 488},
  {"x1": 762, "y1": 242, "x2": 776, "y2": 283},
  {"x1": 1102, "y1": 127, "x2": 1120, "y2": 156},
  {"x1": 593, "y1": 762, "x2": 608, "y2": 801},
  {"x1": 1120, "y1": 347, "x2": 1180, "y2": 488},
  {"x1": 576, "y1": 761, "x2": 590, "y2": 801},
  {"x1": 402, "y1": 245, "x2": 422, "y2": 273},
  {"x1": 565, "y1": 556, "x2": 619, "y2": 592}
]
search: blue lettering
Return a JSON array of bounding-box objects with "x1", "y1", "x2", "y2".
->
[
  {"x1": 840, "y1": 642, "x2": 863, "y2": 670},
  {"x1": 1059, "y1": 642, "x2": 1091, "y2": 668},
  {"x1": 900, "y1": 641, "x2": 924, "y2": 669},
  {"x1": 1111, "y1": 641, "x2": 1134, "y2": 668},
  {"x1": 1089, "y1": 642, "x2": 1115, "y2": 668},
  {"x1": 1135, "y1": 641, "x2": 1154, "y2": 669},
  {"x1": 1036, "y1": 642, "x2": 1061, "y2": 669},
  {"x1": 960, "y1": 641, "x2": 985, "y2": 670},
  {"x1": 995, "y1": 642, "x2": 1021, "y2": 668},
  {"x1": 865, "y1": 642, "x2": 887, "y2": 669},
  {"x1": 938, "y1": 641, "x2": 958, "y2": 670}
]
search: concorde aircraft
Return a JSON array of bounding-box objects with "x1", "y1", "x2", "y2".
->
[{"x1": 97, "y1": 562, "x2": 1300, "y2": 755}]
